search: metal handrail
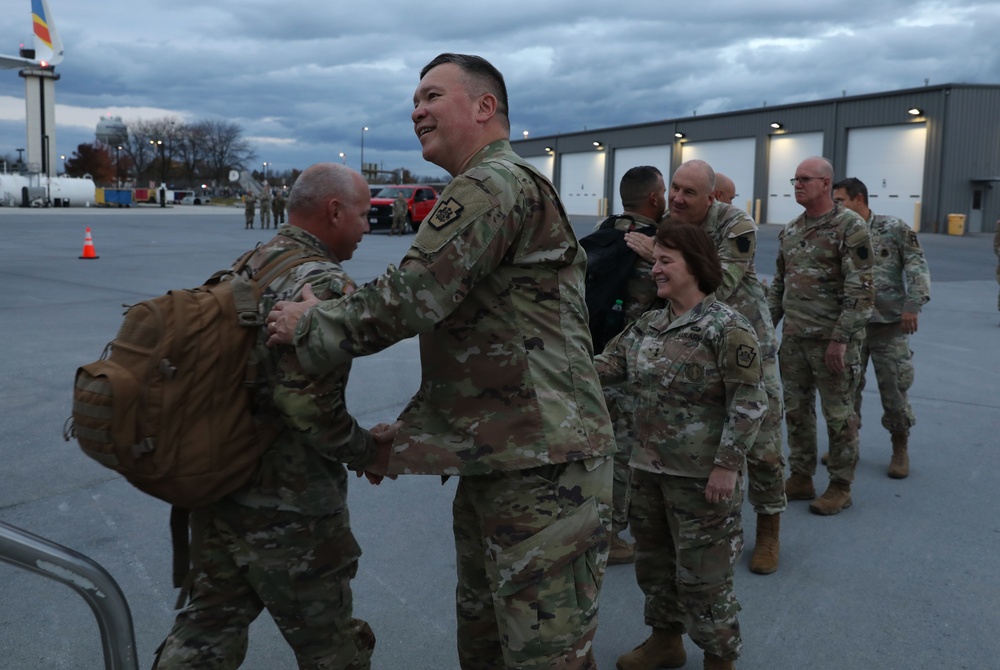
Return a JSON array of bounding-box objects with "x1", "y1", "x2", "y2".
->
[{"x1": 0, "y1": 521, "x2": 139, "y2": 670}]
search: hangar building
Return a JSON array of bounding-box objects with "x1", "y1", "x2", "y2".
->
[{"x1": 512, "y1": 82, "x2": 1000, "y2": 234}]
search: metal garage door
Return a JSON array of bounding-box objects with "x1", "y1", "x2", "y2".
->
[
  {"x1": 766, "y1": 132, "x2": 824, "y2": 224},
  {"x1": 845, "y1": 124, "x2": 926, "y2": 227},
  {"x1": 559, "y1": 151, "x2": 607, "y2": 217},
  {"x1": 682, "y1": 138, "x2": 756, "y2": 214},
  {"x1": 611, "y1": 145, "x2": 672, "y2": 214},
  {"x1": 524, "y1": 154, "x2": 555, "y2": 183}
]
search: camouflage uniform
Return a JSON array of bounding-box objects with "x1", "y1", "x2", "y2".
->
[
  {"x1": 272, "y1": 192, "x2": 286, "y2": 226},
  {"x1": 390, "y1": 193, "x2": 408, "y2": 235},
  {"x1": 767, "y1": 203, "x2": 874, "y2": 484},
  {"x1": 154, "y1": 226, "x2": 377, "y2": 670},
  {"x1": 592, "y1": 213, "x2": 661, "y2": 535},
  {"x1": 291, "y1": 140, "x2": 615, "y2": 670},
  {"x1": 243, "y1": 194, "x2": 255, "y2": 229},
  {"x1": 594, "y1": 295, "x2": 767, "y2": 661},
  {"x1": 687, "y1": 201, "x2": 786, "y2": 515},
  {"x1": 853, "y1": 213, "x2": 930, "y2": 435},
  {"x1": 259, "y1": 189, "x2": 272, "y2": 229}
]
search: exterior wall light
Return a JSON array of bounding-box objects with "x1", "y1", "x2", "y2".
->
[
  {"x1": 675, "y1": 132, "x2": 685, "y2": 138},
  {"x1": 770, "y1": 122, "x2": 783, "y2": 129},
  {"x1": 908, "y1": 107, "x2": 922, "y2": 116}
]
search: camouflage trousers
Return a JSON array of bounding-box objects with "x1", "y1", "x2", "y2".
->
[
  {"x1": 854, "y1": 322, "x2": 916, "y2": 435},
  {"x1": 244, "y1": 211, "x2": 254, "y2": 229},
  {"x1": 153, "y1": 500, "x2": 374, "y2": 670},
  {"x1": 605, "y1": 386, "x2": 634, "y2": 534},
  {"x1": 390, "y1": 214, "x2": 407, "y2": 235},
  {"x1": 453, "y1": 456, "x2": 612, "y2": 670},
  {"x1": 260, "y1": 205, "x2": 272, "y2": 229},
  {"x1": 629, "y1": 469, "x2": 743, "y2": 661},
  {"x1": 779, "y1": 336, "x2": 862, "y2": 484},
  {"x1": 747, "y1": 352, "x2": 787, "y2": 515}
]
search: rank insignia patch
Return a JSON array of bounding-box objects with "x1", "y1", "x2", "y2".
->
[
  {"x1": 429, "y1": 198, "x2": 464, "y2": 230},
  {"x1": 736, "y1": 344, "x2": 757, "y2": 368}
]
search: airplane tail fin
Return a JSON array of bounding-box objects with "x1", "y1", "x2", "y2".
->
[{"x1": 31, "y1": 0, "x2": 63, "y2": 66}]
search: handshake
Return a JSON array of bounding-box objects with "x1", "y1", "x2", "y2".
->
[{"x1": 358, "y1": 420, "x2": 401, "y2": 485}]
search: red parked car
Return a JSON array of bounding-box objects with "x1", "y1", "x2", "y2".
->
[{"x1": 368, "y1": 185, "x2": 438, "y2": 232}]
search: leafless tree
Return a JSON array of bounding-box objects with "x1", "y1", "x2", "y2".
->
[{"x1": 201, "y1": 119, "x2": 257, "y2": 186}]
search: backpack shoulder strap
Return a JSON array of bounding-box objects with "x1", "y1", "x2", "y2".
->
[{"x1": 231, "y1": 250, "x2": 326, "y2": 326}]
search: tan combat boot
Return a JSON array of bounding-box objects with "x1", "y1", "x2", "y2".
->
[
  {"x1": 809, "y1": 481, "x2": 852, "y2": 515},
  {"x1": 703, "y1": 651, "x2": 736, "y2": 669},
  {"x1": 748, "y1": 513, "x2": 780, "y2": 575},
  {"x1": 608, "y1": 534, "x2": 636, "y2": 565},
  {"x1": 888, "y1": 432, "x2": 909, "y2": 479},
  {"x1": 616, "y1": 627, "x2": 686, "y2": 670},
  {"x1": 785, "y1": 472, "x2": 815, "y2": 500}
]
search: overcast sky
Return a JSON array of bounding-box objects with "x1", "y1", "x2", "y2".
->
[{"x1": 1, "y1": 0, "x2": 998, "y2": 182}]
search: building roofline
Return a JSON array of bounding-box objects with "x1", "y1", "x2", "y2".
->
[{"x1": 513, "y1": 82, "x2": 1000, "y2": 144}]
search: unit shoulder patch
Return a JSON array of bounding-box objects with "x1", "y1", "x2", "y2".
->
[
  {"x1": 428, "y1": 197, "x2": 465, "y2": 231},
  {"x1": 725, "y1": 327, "x2": 761, "y2": 384}
]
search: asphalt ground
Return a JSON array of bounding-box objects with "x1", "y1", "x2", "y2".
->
[{"x1": 1, "y1": 204, "x2": 998, "y2": 669}]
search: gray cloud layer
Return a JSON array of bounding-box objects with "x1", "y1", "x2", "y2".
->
[{"x1": 1, "y1": 0, "x2": 997, "y2": 178}]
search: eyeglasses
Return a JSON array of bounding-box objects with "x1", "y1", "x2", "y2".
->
[{"x1": 790, "y1": 176, "x2": 827, "y2": 185}]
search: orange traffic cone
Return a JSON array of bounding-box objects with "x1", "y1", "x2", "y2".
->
[{"x1": 79, "y1": 227, "x2": 99, "y2": 259}]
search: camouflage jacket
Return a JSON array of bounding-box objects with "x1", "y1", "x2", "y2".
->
[
  {"x1": 866, "y1": 213, "x2": 931, "y2": 322},
  {"x1": 595, "y1": 295, "x2": 766, "y2": 478},
  {"x1": 681, "y1": 201, "x2": 777, "y2": 356},
  {"x1": 593, "y1": 212, "x2": 661, "y2": 324},
  {"x1": 393, "y1": 196, "x2": 407, "y2": 217},
  {"x1": 231, "y1": 225, "x2": 376, "y2": 514},
  {"x1": 767, "y1": 203, "x2": 875, "y2": 342},
  {"x1": 293, "y1": 139, "x2": 615, "y2": 476}
]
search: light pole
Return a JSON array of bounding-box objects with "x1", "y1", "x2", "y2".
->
[
  {"x1": 150, "y1": 139, "x2": 165, "y2": 206},
  {"x1": 262, "y1": 161, "x2": 269, "y2": 184},
  {"x1": 523, "y1": 130, "x2": 529, "y2": 140},
  {"x1": 115, "y1": 145, "x2": 122, "y2": 188},
  {"x1": 339, "y1": 152, "x2": 346, "y2": 164},
  {"x1": 360, "y1": 126, "x2": 368, "y2": 178}
]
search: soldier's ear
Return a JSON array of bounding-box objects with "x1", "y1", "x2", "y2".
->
[
  {"x1": 475, "y1": 92, "x2": 498, "y2": 123},
  {"x1": 326, "y1": 197, "x2": 341, "y2": 227}
]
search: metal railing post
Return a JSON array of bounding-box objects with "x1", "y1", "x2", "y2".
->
[{"x1": 0, "y1": 521, "x2": 139, "y2": 670}]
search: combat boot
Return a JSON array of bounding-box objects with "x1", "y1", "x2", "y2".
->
[
  {"x1": 608, "y1": 534, "x2": 635, "y2": 565},
  {"x1": 748, "y1": 513, "x2": 780, "y2": 575},
  {"x1": 785, "y1": 472, "x2": 815, "y2": 500},
  {"x1": 820, "y1": 451, "x2": 829, "y2": 465},
  {"x1": 809, "y1": 481, "x2": 852, "y2": 515},
  {"x1": 616, "y1": 626, "x2": 686, "y2": 670},
  {"x1": 703, "y1": 651, "x2": 735, "y2": 669},
  {"x1": 888, "y1": 432, "x2": 909, "y2": 479}
]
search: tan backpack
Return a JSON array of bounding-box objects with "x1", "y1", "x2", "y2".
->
[{"x1": 66, "y1": 248, "x2": 321, "y2": 509}]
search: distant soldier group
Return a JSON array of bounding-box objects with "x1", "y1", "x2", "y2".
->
[{"x1": 243, "y1": 189, "x2": 286, "y2": 229}]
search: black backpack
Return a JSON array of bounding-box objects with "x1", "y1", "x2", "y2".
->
[{"x1": 580, "y1": 215, "x2": 655, "y2": 353}]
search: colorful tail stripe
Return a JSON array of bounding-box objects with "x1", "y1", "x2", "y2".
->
[{"x1": 32, "y1": 0, "x2": 53, "y2": 50}]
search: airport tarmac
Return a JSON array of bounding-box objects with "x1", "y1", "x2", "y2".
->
[{"x1": 1, "y1": 205, "x2": 998, "y2": 669}]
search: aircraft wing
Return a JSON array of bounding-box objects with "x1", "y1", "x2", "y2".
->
[{"x1": 0, "y1": 53, "x2": 37, "y2": 70}]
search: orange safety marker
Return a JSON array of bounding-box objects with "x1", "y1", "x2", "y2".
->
[{"x1": 79, "y1": 227, "x2": 100, "y2": 259}]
